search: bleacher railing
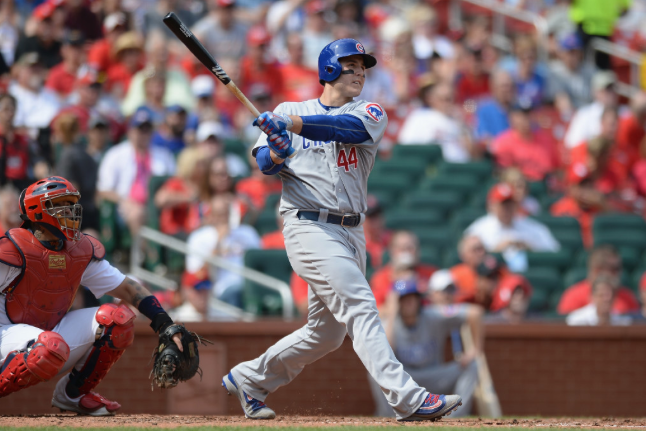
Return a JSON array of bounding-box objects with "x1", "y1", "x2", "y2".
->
[
  {"x1": 588, "y1": 38, "x2": 644, "y2": 98},
  {"x1": 130, "y1": 226, "x2": 295, "y2": 321}
]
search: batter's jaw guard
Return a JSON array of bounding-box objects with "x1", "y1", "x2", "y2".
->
[
  {"x1": 19, "y1": 176, "x2": 83, "y2": 242},
  {"x1": 65, "y1": 304, "x2": 135, "y2": 399},
  {"x1": 318, "y1": 38, "x2": 377, "y2": 86},
  {"x1": 0, "y1": 332, "x2": 70, "y2": 398}
]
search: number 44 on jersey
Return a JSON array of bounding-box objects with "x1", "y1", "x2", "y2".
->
[{"x1": 337, "y1": 147, "x2": 358, "y2": 172}]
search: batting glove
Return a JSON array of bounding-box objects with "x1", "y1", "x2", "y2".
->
[
  {"x1": 267, "y1": 130, "x2": 295, "y2": 159},
  {"x1": 253, "y1": 112, "x2": 293, "y2": 136}
]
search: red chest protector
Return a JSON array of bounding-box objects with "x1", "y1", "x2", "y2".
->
[{"x1": 0, "y1": 228, "x2": 106, "y2": 331}]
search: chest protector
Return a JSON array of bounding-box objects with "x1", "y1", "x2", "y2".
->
[{"x1": 0, "y1": 228, "x2": 105, "y2": 331}]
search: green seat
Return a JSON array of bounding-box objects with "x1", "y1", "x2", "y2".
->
[
  {"x1": 373, "y1": 157, "x2": 428, "y2": 181},
  {"x1": 263, "y1": 193, "x2": 282, "y2": 212},
  {"x1": 594, "y1": 230, "x2": 646, "y2": 250},
  {"x1": 145, "y1": 176, "x2": 172, "y2": 271},
  {"x1": 391, "y1": 144, "x2": 443, "y2": 165},
  {"x1": 528, "y1": 289, "x2": 550, "y2": 313},
  {"x1": 368, "y1": 175, "x2": 411, "y2": 203},
  {"x1": 540, "y1": 194, "x2": 564, "y2": 212},
  {"x1": 452, "y1": 208, "x2": 486, "y2": 237},
  {"x1": 384, "y1": 210, "x2": 444, "y2": 231},
  {"x1": 443, "y1": 249, "x2": 461, "y2": 268},
  {"x1": 411, "y1": 227, "x2": 454, "y2": 250},
  {"x1": 254, "y1": 209, "x2": 279, "y2": 236},
  {"x1": 523, "y1": 267, "x2": 562, "y2": 294},
  {"x1": 437, "y1": 160, "x2": 493, "y2": 180},
  {"x1": 593, "y1": 213, "x2": 646, "y2": 233},
  {"x1": 531, "y1": 215, "x2": 582, "y2": 251},
  {"x1": 243, "y1": 249, "x2": 294, "y2": 316},
  {"x1": 527, "y1": 181, "x2": 547, "y2": 199},
  {"x1": 563, "y1": 267, "x2": 587, "y2": 290},
  {"x1": 224, "y1": 138, "x2": 251, "y2": 163},
  {"x1": 99, "y1": 200, "x2": 118, "y2": 258},
  {"x1": 419, "y1": 174, "x2": 480, "y2": 199},
  {"x1": 403, "y1": 191, "x2": 462, "y2": 215},
  {"x1": 419, "y1": 247, "x2": 442, "y2": 267},
  {"x1": 526, "y1": 250, "x2": 573, "y2": 273}
]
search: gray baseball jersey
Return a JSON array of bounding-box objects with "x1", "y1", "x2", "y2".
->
[
  {"x1": 392, "y1": 305, "x2": 469, "y2": 369},
  {"x1": 252, "y1": 98, "x2": 387, "y2": 215}
]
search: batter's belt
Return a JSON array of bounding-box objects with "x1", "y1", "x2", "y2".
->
[{"x1": 297, "y1": 210, "x2": 361, "y2": 228}]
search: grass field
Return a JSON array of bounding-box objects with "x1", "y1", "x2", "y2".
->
[{"x1": 0, "y1": 415, "x2": 643, "y2": 431}]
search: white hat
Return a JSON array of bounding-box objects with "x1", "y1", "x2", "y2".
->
[
  {"x1": 429, "y1": 269, "x2": 455, "y2": 292},
  {"x1": 197, "y1": 121, "x2": 224, "y2": 142},
  {"x1": 191, "y1": 75, "x2": 215, "y2": 98},
  {"x1": 104, "y1": 12, "x2": 126, "y2": 33}
]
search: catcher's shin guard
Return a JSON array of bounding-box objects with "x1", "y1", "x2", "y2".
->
[
  {"x1": 0, "y1": 332, "x2": 70, "y2": 397},
  {"x1": 65, "y1": 304, "x2": 135, "y2": 398}
]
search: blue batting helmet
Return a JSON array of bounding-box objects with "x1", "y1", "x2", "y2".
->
[{"x1": 318, "y1": 38, "x2": 377, "y2": 86}]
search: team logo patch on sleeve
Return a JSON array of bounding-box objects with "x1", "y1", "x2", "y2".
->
[
  {"x1": 356, "y1": 43, "x2": 365, "y2": 53},
  {"x1": 365, "y1": 103, "x2": 384, "y2": 122}
]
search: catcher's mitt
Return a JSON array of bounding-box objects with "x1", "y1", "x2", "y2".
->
[{"x1": 150, "y1": 323, "x2": 212, "y2": 390}]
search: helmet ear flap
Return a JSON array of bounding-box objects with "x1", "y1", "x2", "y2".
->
[{"x1": 19, "y1": 189, "x2": 27, "y2": 215}]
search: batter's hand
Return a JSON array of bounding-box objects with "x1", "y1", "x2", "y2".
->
[
  {"x1": 267, "y1": 130, "x2": 296, "y2": 159},
  {"x1": 253, "y1": 112, "x2": 293, "y2": 136}
]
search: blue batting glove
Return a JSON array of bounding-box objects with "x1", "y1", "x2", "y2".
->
[
  {"x1": 253, "y1": 112, "x2": 293, "y2": 136},
  {"x1": 266, "y1": 130, "x2": 295, "y2": 159}
]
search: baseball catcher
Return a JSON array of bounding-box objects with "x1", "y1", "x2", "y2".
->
[{"x1": 0, "y1": 176, "x2": 202, "y2": 416}]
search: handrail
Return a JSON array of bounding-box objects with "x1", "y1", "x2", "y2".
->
[
  {"x1": 130, "y1": 226, "x2": 294, "y2": 320},
  {"x1": 588, "y1": 38, "x2": 644, "y2": 94},
  {"x1": 450, "y1": 0, "x2": 548, "y2": 61}
]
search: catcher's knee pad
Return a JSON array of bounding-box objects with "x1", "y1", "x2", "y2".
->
[
  {"x1": 0, "y1": 331, "x2": 69, "y2": 398},
  {"x1": 65, "y1": 304, "x2": 135, "y2": 398}
]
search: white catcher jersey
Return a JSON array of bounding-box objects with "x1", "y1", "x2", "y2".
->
[{"x1": 252, "y1": 99, "x2": 388, "y2": 215}]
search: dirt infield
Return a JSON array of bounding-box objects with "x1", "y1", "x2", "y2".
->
[{"x1": 0, "y1": 415, "x2": 644, "y2": 430}]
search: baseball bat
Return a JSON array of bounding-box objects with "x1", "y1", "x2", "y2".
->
[{"x1": 163, "y1": 12, "x2": 296, "y2": 158}]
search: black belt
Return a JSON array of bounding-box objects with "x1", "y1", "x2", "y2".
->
[{"x1": 297, "y1": 211, "x2": 361, "y2": 228}]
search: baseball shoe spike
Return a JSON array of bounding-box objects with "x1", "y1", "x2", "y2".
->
[
  {"x1": 222, "y1": 371, "x2": 276, "y2": 419},
  {"x1": 398, "y1": 393, "x2": 462, "y2": 422},
  {"x1": 52, "y1": 391, "x2": 121, "y2": 416}
]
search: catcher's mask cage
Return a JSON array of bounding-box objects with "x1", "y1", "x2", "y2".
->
[{"x1": 20, "y1": 177, "x2": 83, "y2": 242}]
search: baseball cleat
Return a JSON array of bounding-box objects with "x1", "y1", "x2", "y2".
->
[
  {"x1": 398, "y1": 393, "x2": 462, "y2": 422},
  {"x1": 52, "y1": 391, "x2": 121, "y2": 416},
  {"x1": 222, "y1": 372, "x2": 276, "y2": 419}
]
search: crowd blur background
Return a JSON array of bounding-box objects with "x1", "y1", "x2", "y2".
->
[{"x1": 0, "y1": 0, "x2": 645, "y2": 328}]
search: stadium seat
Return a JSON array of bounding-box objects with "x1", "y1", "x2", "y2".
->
[
  {"x1": 418, "y1": 173, "x2": 480, "y2": 200},
  {"x1": 384, "y1": 210, "x2": 444, "y2": 231},
  {"x1": 367, "y1": 175, "x2": 411, "y2": 204},
  {"x1": 592, "y1": 213, "x2": 646, "y2": 234},
  {"x1": 263, "y1": 193, "x2": 282, "y2": 212},
  {"x1": 254, "y1": 209, "x2": 279, "y2": 236},
  {"x1": 145, "y1": 175, "x2": 171, "y2": 271},
  {"x1": 442, "y1": 248, "x2": 461, "y2": 268},
  {"x1": 391, "y1": 144, "x2": 443, "y2": 165},
  {"x1": 523, "y1": 267, "x2": 563, "y2": 295},
  {"x1": 563, "y1": 267, "x2": 588, "y2": 290},
  {"x1": 411, "y1": 227, "x2": 454, "y2": 250},
  {"x1": 526, "y1": 250, "x2": 573, "y2": 273},
  {"x1": 528, "y1": 288, "x2": 550, "y2": 312},
  {"x1": 531, "y1": 215, "x2": 583, "y2": 252},
  {"x1": 243, "y1": 249, "x2": 294, "y2": 316},
  {"x1": 451, "y1": 208, "x2": 486, "y2": 238},
  {"x1": 419, "y1": 247, "x2": 442, "y2": 267},
  {"x1": 594, "y1": 230, "x2": 646, "y2": 250},
  {"x1": 373, "y1": 157, "x2": 429, "y2": 181},
  {"x1": 403, "y1": 191, "x2": 463, "y2": 216},
  {"x1": 437, "y1": 160, "x2": 493, "y2": 180},
  {"x1": 526, "y1": 180, "x2": 547, "y2": 200}
]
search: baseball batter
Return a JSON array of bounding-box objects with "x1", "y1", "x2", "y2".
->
[
  {"x1": 0, "y1": 177, "x2": 185, "y2": 415},
  {"x1": 222, "y1": 39, "x2": 462, "y2": 421}
]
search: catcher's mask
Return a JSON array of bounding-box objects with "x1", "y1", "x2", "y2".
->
[{"x1": 19, "y1": 176, "x2": 83, "y2": 242}]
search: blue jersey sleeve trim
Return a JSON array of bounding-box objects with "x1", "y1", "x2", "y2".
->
[
  {"x1": 300, "y1": 114, "x2": 372, "y2": 144},
  {"x1": 256, "y1": 146, "x2": 284, "y2": 175}
]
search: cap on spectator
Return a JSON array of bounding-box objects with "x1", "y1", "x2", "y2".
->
[
  {"x1": 191, "y1": 75, "x2": 215, "y2": 98},
  {"x1": 366, "y1": 194, "x2": 382, "y2": 217},
  {"x1": 306, "y1": 0, "x2": 327, "y2": 14},
  {"x1": 487, "y1": 183, "x2": 514, "y2": 203},
  {"x1": 113, "y1": 31, "x2": 143, "y2": 57},
  {"x1": 33, "y1": 2, "x2": 55, "y2": 20},
  {"x1": 104, "y1": 12, "x2": 127, "y2": 33},
  {"x1": 592, "y1": 71, "x2": 617, "y2": 91},
  {"x1": 217, "y1": 0, "x2": 236, "y2": 7},
  {"x1": 197, "y1": 121, "x2": 224, "y2": 142},
  {"x1": 88, "y1": 115, "x2": 109, "y2": 129},
  {"x1": 130, "y1": 107, "x2": 154, "y2": 128},
  {"x1": 167, "y1": 104, "x2": 187, "y2": 114},
  {"x1": 490, "y1": 274, "x2": 532, "y2": 311},
  {"x1": 559, "y1": 32, "x2": 583, "y2": 51},
  {"x1": 76, "y1": 69, "x2": 103, "y2": 87},
  {"x1": 429, "y1": 269, "x2": 456, "y2": 292},
  {"x1": 15, "y1": 52, "x2": 42, "y2": 67},
  {"x1": 247, "y1": 26, "x2": 272, "y2": 47},
  {"x1": 568, "y1": 162, "x2": 593, "y2": 184},
  {"x1": 63, "y1": 31, "x2": 86, "y2": 47},
  {"x1": 393, "y1": 279, "x2": 421, "y2": 297},
  {"x1": 476, "y1": 254, "x2": 502, "y2": 278}
]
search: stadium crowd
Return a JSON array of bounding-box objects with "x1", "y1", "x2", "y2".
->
[{"x1": 0, "y1": 0, "x2": 645, "y2": 328}]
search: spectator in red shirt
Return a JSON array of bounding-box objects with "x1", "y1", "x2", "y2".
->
[
  {"x1": 279, "y1": 32, "x2": 320, "y2": 102},
  {"x1": 455, "y1": 44, "x2": 490, "y2": 104},
  {"x1": 488, "y1": 273, "x2": 533, "y2": 324},
  {"x1": 491, "y1": 102, "x2": 560, "y2": 181},
  {"x1": 0, "y1": 185, "x2": 21, "y2": 233},
  {"x1": 615, "y1": 92, "x2": 646, "y2": 174},
  {"x1": 451, "y1": 235, "x2": 487, "y2": 303},
  {"x1": 557, "y1": 245, "x2": 640, "y2": 314},
  {"x1": 240, "y1": 26, "x2": 285, "y2": 105},
  {"x1": 568, "y1": 107, "x2": 624, "y2": 194},
  {"x1": 0, "y1": 94, "x2": 32, "y2": 190},
  {"x1": 370, "y1": 231, "x2": 436, "y2": 309},
  {"x1": 261, "y1": 204, "x2": 285, "y2": 250},
  {"x1": 87, "y1": 12, "x2": 127, "y2": 73},
  {"x1": 364, "y1": 194, "x2": 391, "y2": 270},
  {"x1": 551, "y1": 163, "x2": 609, "y2": 248},
  {"x1": 44, "y1": 31, "x2": 85, "y2": 100},
  {"x1": 105, "y1": 31, "x2": 144, "y2": 99},
  {"x1": 235, "y1": 154, "x2": 282, "y2": 213}
]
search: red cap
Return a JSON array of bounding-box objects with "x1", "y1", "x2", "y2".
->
[
  {"x1": 33, "y1": 2, "x2": 55, "y2": 20},
  {"x1": 491, "y1": 274, "x2": 533, "y2": 311},
  {"x1": 247, "y1": 26, "x2": 271, "y2": 47},
  {"x1": 568, "y1": 162, "x2": 592, "y2": 185},
  {"x1": 306, "y1": 0, "x2": 327, "y2": 14},
  {"x1": 217, "y1": 0, "x2": 235, "y2": 7},
  {"x1": 487, "y1": 183, "x2": 514, "y2": 203}
]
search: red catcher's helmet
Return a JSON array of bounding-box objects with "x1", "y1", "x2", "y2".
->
[{"x1": 19, "y1": 176, "x2": 82, "y2": 241}]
